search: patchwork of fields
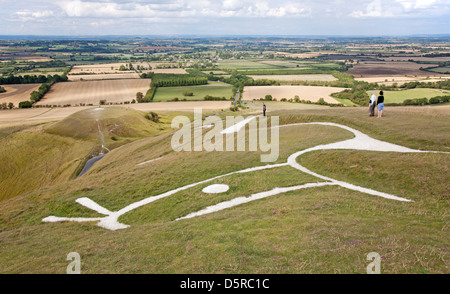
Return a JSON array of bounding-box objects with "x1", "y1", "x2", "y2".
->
[{"x1": 67, "y1": 63, "x2": 187, "y2": 80}]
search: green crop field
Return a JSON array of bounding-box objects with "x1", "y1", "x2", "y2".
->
[
  {"x1": 367, "y1": 88, "x2": 450, "y2": 104},
  {"x1": 153, "y1": 81, "x2": 234, "y2": 101},
  {"x1": 427, "y1": 67, "x2": 450, "y2": 74},
  {"x1": 218, "y1": 59, "x2": 282, "y2": 70}
]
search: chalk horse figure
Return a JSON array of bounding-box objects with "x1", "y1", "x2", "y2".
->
[{"x1": 43, "y1": 122, "x2": 447, "y2": 231}]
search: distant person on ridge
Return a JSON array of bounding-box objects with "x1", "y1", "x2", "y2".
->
[
  {"x1": 377, "y1": 90, "x2": 385, "y2": 118},
  {"x1": 369, "y1": 92, "x2": 376, "y2": 117},
  {"x1": 263, "y1": 103, "x2": 266, "y2": 117}
]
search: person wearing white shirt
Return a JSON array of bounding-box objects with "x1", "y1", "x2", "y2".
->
[{"x1": 369, "y1": 92, "x2": 376, "y2": 117}]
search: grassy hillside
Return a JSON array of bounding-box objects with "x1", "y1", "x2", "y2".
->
[
  {"x1": 0, "y1": 107, "x2": 174, "y2": 202},
  {"x1": 0, "y1": 105, "x2": 448, "y2": 273}
]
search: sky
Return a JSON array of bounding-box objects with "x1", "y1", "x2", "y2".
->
[{"x1": 1, "y1": 0, "x2": 449, "y2": 36}]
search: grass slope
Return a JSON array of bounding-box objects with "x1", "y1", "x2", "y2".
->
[
  {"x1": 0, "y1": 105, "x2": 448, "y2": 273},
  {"x1": 0, "y1": 107, "x2": 174, "y2": 202}
]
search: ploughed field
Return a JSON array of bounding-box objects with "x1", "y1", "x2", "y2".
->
[
  {"x1": 36, "y1": 79, "x2": 151, "y2": 106},
  {"x1": 242, "y1": 85, "x2": 346, "y2": 104},
  {"x1": 0, "y1": 83, "x2": 41, "y2": 106},
  {"x1": 348, "y1": 61, "x2": 442, "y2": 77},
  {"x1": 248, "y1": 74, "x2": 338, "y2": 82}
]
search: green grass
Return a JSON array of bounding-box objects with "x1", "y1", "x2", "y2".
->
[
  {"x1": 218, "y1": 60, "x2": 281, "y2": 70},
  {"x1": 153, "y1": 81, "x2": 233, "y2": 101},
  {"x1": 0, "y1": 105, "x2": 449, "y2": 273},
  {"x1": 0, "y1": 107, "x2": 175, "y2": 202},
  {"x1": 426, "y1": 66, "x2": 450, "y2": 74},
  {"x1": 332, "y1": 97, "x2": 358, "y2": 107},
  {"x1": 367, "y1": 88, "x2": 450, "y2": 104},
  {"x1": 237, "y1": 68, "x2": 315, "y2": 75}
]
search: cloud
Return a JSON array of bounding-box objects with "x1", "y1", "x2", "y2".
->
[
  {"x1": 350, "y1": 0, "x2": 448, "y2": 18},
  {"x1": 56, "y1": 0, "x2": 311, "y2": 19},
  {"x1": 14, "y1": 10, "x2": 54, "y2": 21},
  {"x1": 223, "y1": 0, "x2": 243, "y2": 10},
  {"x1": 2, "y1": 0, "x2": 449, "y2": 35},
  {"x1": 349, "y1": 0, "x2": 394, "y2": 18}
]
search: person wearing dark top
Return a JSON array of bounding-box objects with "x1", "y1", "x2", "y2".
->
[
  {"x1": 263, "y1": 103, "x2": 266, "y2": 117},
  {"x1": 377, "y1": 91, "x2": 385, "y2": 118}
]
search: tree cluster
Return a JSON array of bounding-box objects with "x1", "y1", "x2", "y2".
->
[{"x1": 0, "y1": 73, "x2": 68, "y2": 85}]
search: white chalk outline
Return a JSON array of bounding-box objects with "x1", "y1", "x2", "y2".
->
[{"x1": 42, "y1": 121, "x2": 449, "y2": 230}]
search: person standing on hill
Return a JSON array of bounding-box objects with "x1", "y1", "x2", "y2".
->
[
  {"x1": 369, "y1": 92, "x2": 376, "y2": 117},
  {"x1": 263, "y1": 103, "x2": 266, "y2": 117},
  {"x1": 377, "y1": 90, "x2": 385, "y2": 118}
]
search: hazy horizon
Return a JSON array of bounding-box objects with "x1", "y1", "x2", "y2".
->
[{"x1": 2, "y1": 0, "x2": 449, "y2": 36}]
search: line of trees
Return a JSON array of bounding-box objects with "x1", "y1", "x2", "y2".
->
[
  {"x1": 0, "y1": 102, "x2": 14, "y2": 110},
  {"x1": 136, "y1": 83, "x2": 157, "y2": 103},
  {"x1": 152, "y1": 77, "x2": 208, "y2": 87},
  {"x1": 16, "y1": 74, "x2": 70, "y2": 108},
  {"x1": 138, "y1": 72, "x2": 209, "y2": 103},
  {"x1": 0, "y1": 73, "x2": 68, "y2": 85},
  {"x1": 29, "y1": 83, "x2": 52, "y2": 104}
]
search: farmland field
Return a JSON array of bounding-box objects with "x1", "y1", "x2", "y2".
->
[
  {"x1": 242, "y1": 85, "x2": 346, "y2": 103},
  {"x1": 355, "y1": 76, "x2": 450, "y2": 85},
  {"x1": 36, "y1": 79, "x2": 151, "y2": 106},
  {"x1": 68, "y1": 72, "x2": 140, "y2": 81},
  {"x1": 366, "y1": 88, "x2": 450, "y2": 104},
  {"x1": 426, "y1": 67, "x2": 450, "y2": 74},
  {"x1": 239, "y1": 67, "x2": 313, "y2": 75},
  {"x1": 218, "y1": 59, "x2": 280, "y2": 70},
  {"x1": 12, "y1": 56, "x2": 54, "y2": 62},
  {"x1": 249, "y1": 74, "x2": 338, "y2": 82},
  {"x1": 149, "y1": 68, "x2": 188, "y2": 74},
  {"x1": 0, "y1": 83, "x2": 41, "y2": 106},
  {"x1": 69, "y1": 63, "x2": 131, "y2": 74},
  {"x1": 348, "y1": 61, "x2": 440, "y2": 77},
  {"x1": 218, "y1": 59, "x2": 312, "y2": 71},
  {"x1": 153, "y1": 81, "x2": 233, "y2": 102},
  {"x1": 272, "y1": 51, "x2": 323, "y2": 59},
  {"x1": 16, "y1": 71, "x2": 66, "y2": 77},
  {"x1": 390, "y1": 56, "x2": 450, "y2": 62},
  {"x1": 258, "y1": 60, "x2": 305, "y2": 68}
]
